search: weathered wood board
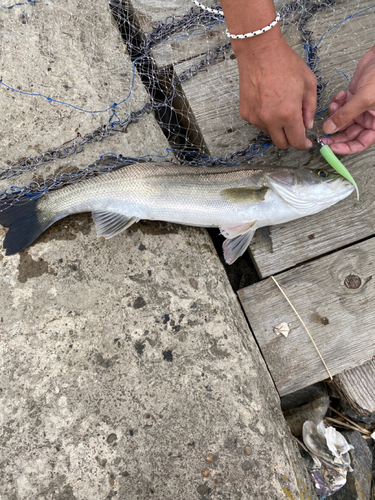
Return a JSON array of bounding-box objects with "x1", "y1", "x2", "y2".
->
[
  {"x1": 126, "y1": 0, "x2": 227, "y2": 68},
  {"x1": 238, "y1": 236, "x2": 375, "y2": 397},
  {"x1": 176, "y1": 1, "x2": 375, "y2": 158},
  {"x1": 331, "y1": 359, "x2": 375, "y2": 415}
]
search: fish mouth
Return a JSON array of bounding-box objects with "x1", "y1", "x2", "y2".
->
[
  {"x1": 325, "y1": 177, "x2": 354, "y2": 192},
  {"x1": 320, "y1": 178, "x2": 355, "y2": 206}
]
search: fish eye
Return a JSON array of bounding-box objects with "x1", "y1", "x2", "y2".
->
[{"x1": 317, "y1": 170, "x2": 328, "y2": 178}]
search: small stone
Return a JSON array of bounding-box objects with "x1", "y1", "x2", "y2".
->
[
  {"x1": 241, "y1": 460, "x2": 252, "y2": 471},
  {"x1": 106, "y1": 433, "x2": 117, "y2": 444},
  {"x1": 244, "y1": 446, "x2": 252, "y2": 455},
  {"x1": 162, "y1": 350, "x2": 173, "y2": 362},
  {"x1": 189, "y1": 278, "x2": 198, "y2": 290},
  {"x1": 203, "y1": 470, "x2": 209, "y2": 477},
  {"x1": 206, "y1": 454, "x2": 213, "y2": 463},
  {"x1": 133, "y1": 296, "x2": 146, "y2": 309},
  {"x1": 197, "y1": 484, "x2": 209, "y2": 495}
]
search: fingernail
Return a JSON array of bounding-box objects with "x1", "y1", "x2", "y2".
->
[
  {"x1": 329, "y1": 102, "x2": 339, "y2": 113},
  {"x1": 324, "y1": 119, "x2": 337, "y2": 134},
  {"x1": 306, "y1": 139, "x2": 313, "y2": 149},
  {"x1": 308, "y1": 119, "x2": 314, "y2": 130},
  {"x1": 336, "y1": 90, "x2": 346, "y2": 99}
]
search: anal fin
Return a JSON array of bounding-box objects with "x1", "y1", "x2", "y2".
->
[
  {"x1": 219, "y1": 220, "x2": 257, "y2": 239},
  {"x1": 222, "y1": 230, "x2": 255, "y2": 265},
  {"x1": 92, "y1": 211, "x2": 139, "y2": 239}
]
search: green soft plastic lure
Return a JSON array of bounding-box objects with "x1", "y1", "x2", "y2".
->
[{"x1": 317, "y1": 139, "x2": 359, "y2": 200}]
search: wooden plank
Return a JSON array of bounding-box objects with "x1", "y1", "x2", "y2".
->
[
  {"x1": 126, "y1": 0, "x2": 227, "y2": 68},
  {"x1": 331, "y1": 359, "x2": 375, "y2": 415},
  {"x1": 237, "y1": 237, "x2": 375, "y2": 396},
  {"x1": 151, "y1": 22, "x2": 227, "y2": 68}
]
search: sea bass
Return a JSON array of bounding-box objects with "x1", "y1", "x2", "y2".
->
[{"x1": 0, "y1": 161, "x2": 354, "y2": 263}]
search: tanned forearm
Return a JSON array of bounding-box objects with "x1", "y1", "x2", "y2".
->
[{"x1": 219, "y1": 0, "x2": 317, "y2": 150}]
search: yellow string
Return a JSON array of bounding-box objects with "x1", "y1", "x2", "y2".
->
[{"x1": 271, "y1": 275, "x2": 333, "y2": 381}]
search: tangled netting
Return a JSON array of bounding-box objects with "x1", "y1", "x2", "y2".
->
[{"x1": 0, "y1": 0, "x2": 374, "y2": 204}]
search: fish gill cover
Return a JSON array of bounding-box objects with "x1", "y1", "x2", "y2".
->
[{"x1": 0, "y1": 0, "x2": 374, "y2": 205}]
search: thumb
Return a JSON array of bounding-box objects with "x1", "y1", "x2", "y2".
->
[{"x1": 323, "y1": 91, "x2": 369, "y2": 134}]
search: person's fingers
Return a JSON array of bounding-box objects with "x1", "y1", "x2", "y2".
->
[
  {"x1": 302, "y1": 77, "x2": 317, "y2": 130},
  {"x1": 328, "y1": 102, "x2": 340, "y2": 115},
  {"x1": 329, "y1": 142, "x2": 354, "y2": 155},
  {"x1": 268, "y1": 125, "x2": 290, "y2": 149},
  {"x1": 323, "y1": 90, "x2": 371, "y2": 134},
  {"x1": 331, "y1": 89, "x2": 347, "y2": 107},
  {"x1": 282, "y1": 116, "x2": 312, "y2": 150},
  {"x1": 327, "y1": 128, "x2": 375, "y2": 154},
  {"x1": 270, "y1": 120, "x2": 312, "y2": 150},
  {"x1": 330, "y1": 131, "x2": 375, "y2": 154},
  {"x1": 327, "y1": 124, "x2": 363, "y2": 144}
]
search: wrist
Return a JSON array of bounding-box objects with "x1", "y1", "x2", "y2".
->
[{"x1": 231, "y1": 26, "x2": 286, "y2": 57}]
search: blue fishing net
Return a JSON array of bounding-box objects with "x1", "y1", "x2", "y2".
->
[{"x1": 0, "y1": 0, "x2": 374, "y2": 203}]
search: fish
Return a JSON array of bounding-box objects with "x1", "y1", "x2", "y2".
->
[{"x1": 0, "y1": 160, "x2": 354, "y2": 263}]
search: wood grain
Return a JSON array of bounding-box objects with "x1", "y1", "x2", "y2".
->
[
  {"x1": 331, "y1": 359, "x2": 375, "y2": 415},
  {"x1": 238, "y1": 237, "x2": 375, "y2": 396},
  {"x1": 126, "y1": 0, "x2": 227, "y2": 68}
]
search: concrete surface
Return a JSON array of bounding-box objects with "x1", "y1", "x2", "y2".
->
[
  {"x1": 0, "y1": 219, "x2": 317, "y2": 500},
  {"x1": 0, "y1": 0, "x2": 168, "y2": 193},
  {"x1": 0, "y1": 1, "x2": 318, "y2": 499}
]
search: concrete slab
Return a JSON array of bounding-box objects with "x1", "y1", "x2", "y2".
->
[
  {"x1": 0, "y1": 0, "x2": 168, "y2": 194},
  {"x1": 0, "y1": 219, "x2": 317, "y2": 500}
]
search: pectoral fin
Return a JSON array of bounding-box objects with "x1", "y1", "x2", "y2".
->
[
  {"x1": 222, "y1": 230, "x2": 255, "y2": 265},
  {"x1": 92, "y1": 211, "x2": 139, "y2": 239},
  {"x1": 219, "y1": 220, "x2": 257, "y2": 239},
  {"x1": 221, "y1": 187, "x2": 268, "y2": 204},
  {"x1": 267, "y1": 178, "x2": 317, "y2": 212}
]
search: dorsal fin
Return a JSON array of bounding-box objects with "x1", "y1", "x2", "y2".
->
[{"x1": 92, "y1": 211, "x2": 139, "y2": 239}]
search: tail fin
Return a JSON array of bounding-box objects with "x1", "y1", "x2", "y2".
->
[{"x1": 0, "y1": 198, "x2": 55, "y2": 255}]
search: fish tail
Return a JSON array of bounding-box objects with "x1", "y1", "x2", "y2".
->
[{"x1": 0, "y1": 198, "x2": 56, "y2": 255}]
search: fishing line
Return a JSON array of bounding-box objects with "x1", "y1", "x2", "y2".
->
[{"x1": 271, "y1": 275, "x2": 333, "y2": 381}]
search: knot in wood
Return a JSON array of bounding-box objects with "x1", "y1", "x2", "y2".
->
[{"x1": 344, "y1": 274, "x2": 361, "y2": 289}]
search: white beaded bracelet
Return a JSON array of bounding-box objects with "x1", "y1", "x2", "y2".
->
[
  {"x1": 191, "y1": 0, "x2": 223, "y2": 16},
  {"x1": 190, "y1": 2, "x2": 280, "y2": 40},
  {"x1": 226, "y1": 12, "x2": 281, "y2": 39}
]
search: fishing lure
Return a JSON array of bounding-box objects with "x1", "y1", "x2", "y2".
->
[{"x1": 316, "y1": 136, "x2": 359, "y2": 200}]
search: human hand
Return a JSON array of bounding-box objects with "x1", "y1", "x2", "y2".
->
[
  {"x1": 234, "y1": 34, "x2": 317, "y2": 150},
  {"x1": 322, "y1": 45, "x2": 375, "y2": 155}
]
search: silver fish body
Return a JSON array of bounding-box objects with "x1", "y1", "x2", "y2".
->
[{"x1": 0, "y1": 161, "x2": 354, "y2": 263}]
